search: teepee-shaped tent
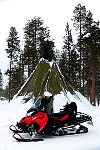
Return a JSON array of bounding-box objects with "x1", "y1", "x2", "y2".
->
[{"x1": 15, "y1": 58, "x2": 74, "y2": 102}]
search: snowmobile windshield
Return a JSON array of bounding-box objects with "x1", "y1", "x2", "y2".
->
[
  {"x1": 34, "y1": 96, "x2": 42, "y2": 110},
  {"x1": 26, "y1": 96, "x2": 43, "y2": 116}
]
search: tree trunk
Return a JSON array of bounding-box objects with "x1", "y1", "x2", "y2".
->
[{"x1": 91, "y1": 64, "x2": 96, "y2": 106}]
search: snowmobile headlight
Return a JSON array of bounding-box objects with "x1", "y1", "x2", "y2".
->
[{"x1": 26, "y1": 112, "x2": 33, "y2": 116}]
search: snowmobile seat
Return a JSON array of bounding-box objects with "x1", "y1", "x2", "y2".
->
[
  {"x1": 50, "y1": 102, "x2": 77, "y2": 121},
  {"x1": 63, "y1": 102, "x2": 77, "y2": 115},
  {"x1": 50, "y1": 111, "x2": 69, "y2": 121},
  {"x1": 50, "y1": 111, "x2": 77, "y2": 126}
]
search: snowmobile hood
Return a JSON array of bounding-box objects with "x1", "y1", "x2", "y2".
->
[{"x1": 18, "y1": 111, "x2": 48, "y2": 133}]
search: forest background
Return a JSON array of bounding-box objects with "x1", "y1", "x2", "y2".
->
[{"x1": 0, "y1": 3, "x2": 99, "y2": 106}]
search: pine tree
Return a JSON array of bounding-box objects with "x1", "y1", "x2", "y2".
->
[
  {"x1": 72, "y1": 3, "x2": 87, "y2": 94},
  {"x1": 82, "y1": 17, "x2": 100, "y2": 105},
  {"x1": 59, "y1": 22, "x2": 79, "y2": 90},
  {"x1": 39, "y1": 39, "x2": 55, "y2": 62},
  {"x1": 6, "y1": 26, "x2": 20, "y2": 65},
  {"x1": 23, "y1": 17, "x2": 50, "y2": 77},
  {"x1": 5, "y1": 26, "x2": 20, "y2": 101},
  {"x1": 70, "y1": 47, "x2": 80, "y2": 89},
  {"x1": 81, "y1": 11, "x2": 93, "y2": 100},
  {"x1": 62, "y1": 22, "x2": 73, "y2": 81}
]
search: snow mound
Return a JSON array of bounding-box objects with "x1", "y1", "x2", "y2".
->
[{"x1": 1, "y1": 91, "x2": 100, "y2": 150}]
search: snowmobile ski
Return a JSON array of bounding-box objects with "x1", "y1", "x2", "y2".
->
[
  {"x1": 13, "y1": 133, "x2": 44, "y2": 142},
  {"x1": 9, "y1": 125, "x2": 23, "y2": 133}
]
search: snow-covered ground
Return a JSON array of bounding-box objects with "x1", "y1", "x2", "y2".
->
[{"x1": 0, "y1": 92, "x2": 100, "y2": 150}]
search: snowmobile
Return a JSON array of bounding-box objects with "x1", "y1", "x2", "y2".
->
[{"x1": 10, "y1": 100, "x2": 93, "y2": 142}]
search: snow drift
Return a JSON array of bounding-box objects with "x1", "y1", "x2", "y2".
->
[{"x1": 0, "y1": 91, "x2": 100, "y2": 150}]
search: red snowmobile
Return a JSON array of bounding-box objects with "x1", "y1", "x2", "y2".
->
[{"x1": 10, "y1": 100, "x2": 93, "y2": 142}]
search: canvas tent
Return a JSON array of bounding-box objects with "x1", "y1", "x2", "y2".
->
[{"x1": 15, "y1": 58, "x2": 74, "y2": 102}]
